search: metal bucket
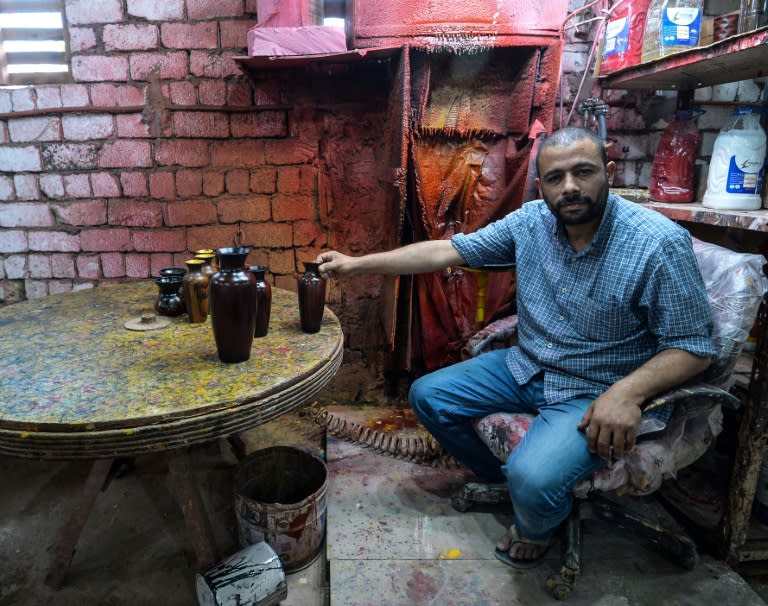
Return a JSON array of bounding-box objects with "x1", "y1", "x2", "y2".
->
[
  {"x1": 234, "y1": 446, "x2": 328, "y2": 573},
  {"x1": 195, "y1": 541, "x2": 287, "y2": 606}
]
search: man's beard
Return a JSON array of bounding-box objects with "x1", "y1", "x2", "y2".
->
[{"x1": 546, "y1": 179, "x2": 609, "y2": 225}]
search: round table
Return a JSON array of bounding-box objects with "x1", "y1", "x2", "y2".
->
[{"x1": 0, "y1": 280, "x2": 343, "y2": 586}]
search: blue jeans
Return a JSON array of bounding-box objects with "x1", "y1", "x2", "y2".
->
[{"x1": 409, "y1": 349, "x2": 605, "y2": 541}]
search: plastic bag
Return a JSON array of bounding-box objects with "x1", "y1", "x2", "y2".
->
[
  {"x1": 600, "y1": 0, "x2": 651, "y2": 74},
  {"x1": 649, "y1": 110, "x2": 702, "y2": 203}
]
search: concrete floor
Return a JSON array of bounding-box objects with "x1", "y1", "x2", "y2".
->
[{"x1": 1, "y1": 408, "x2": 767, "y2": 606}]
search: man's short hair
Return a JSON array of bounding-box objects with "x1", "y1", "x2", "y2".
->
[{"x1": 535, "y1": 127, "x2": 608, "y2": 174}]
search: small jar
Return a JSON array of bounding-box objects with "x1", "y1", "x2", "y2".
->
[{"x1": 154, "y1": 276, "x2": 185, "y2": 316}]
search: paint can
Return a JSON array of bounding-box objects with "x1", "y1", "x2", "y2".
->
[
  {"x1": 234, "y1": 446, "x2": 328, "y2": 573},
  {"x1": 195, "y1": 541, "x2": 287, "y2": 606}
]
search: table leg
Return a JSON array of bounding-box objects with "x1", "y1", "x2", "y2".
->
[
  {"x1": 166, "y1": 449, "x2": 218, "y2": 570},
  {"x1": 45, "y1": 458, "x2": 114, "y2": 589}
]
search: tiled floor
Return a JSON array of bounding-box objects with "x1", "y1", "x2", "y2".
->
[{"x1": 1, "y1": 407, "x2": 767, "y2": 605}]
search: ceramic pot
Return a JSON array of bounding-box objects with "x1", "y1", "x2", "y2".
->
[
  {"x1": 154, "y1": 276, "x2": 185, "y2": 316},
  {"x1": 298, "y1": 262, "x2": 326, "y2": 334},
  {"x1": 249, "y1": 265, "x2": 272, "y2": 338},
  {"x1": 210, "y1": 247, "x2": 258, "y2": 363},
  {"x1": 183, "y1": 259, "x2": 209, "y2": 323},
  {"x1": 159, "y1": 267, "x2": 187, "y2": 312}
]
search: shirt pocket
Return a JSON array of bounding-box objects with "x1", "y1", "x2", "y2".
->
[{"x1": 573, "y1": 297, "x2": 640, "y2": 341}]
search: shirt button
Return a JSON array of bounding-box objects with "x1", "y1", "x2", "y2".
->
[
  {"x1": 547, "y1": 343, "x2": 553, "y2": 348},
  {"x1": 559, "y1": 315, "x2": 565, "y2": 321},
  {"x1": 561, "y1": 287, "x2": 567, "y2": 293}
]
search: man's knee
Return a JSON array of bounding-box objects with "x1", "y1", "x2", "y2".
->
[
  {"x1": 408, "y1": 373, "x2": 437, "y2": 416},
  {"x1": 503, "y1": 455, "x2": 569, "y2": 514}
]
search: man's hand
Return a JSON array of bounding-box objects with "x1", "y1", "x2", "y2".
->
[
  {"x1": 315, "y1": 251, "x2": 357, "y2": 279},
  {"x1": 577, "y1": 386, "x2": 643, "y2": 461}
]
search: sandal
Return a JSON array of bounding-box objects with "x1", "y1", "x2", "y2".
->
[{"x1": 494, "y1": 525, "x2": 553, "y2": 570}]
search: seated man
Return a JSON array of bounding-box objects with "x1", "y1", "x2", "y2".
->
[{"x1": 315, "y1": 127, "x2": 715, "y2": 568}]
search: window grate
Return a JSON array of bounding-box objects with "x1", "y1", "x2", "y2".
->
[{"x1": 0, "y1": 0, "x2": 70, "y2": 85}]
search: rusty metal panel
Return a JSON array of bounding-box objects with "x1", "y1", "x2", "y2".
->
[{"x1": 347, "y1": 0, "x2": 570, "y2": 48}]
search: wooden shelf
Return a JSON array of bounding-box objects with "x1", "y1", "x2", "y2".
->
[{"x1": 600, "y1": 26, "x2": 768, "y2": 90}]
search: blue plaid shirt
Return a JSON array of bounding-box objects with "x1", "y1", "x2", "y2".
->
[{"x1": 452, "y1": 193, "x2": 716, "y2": 405}]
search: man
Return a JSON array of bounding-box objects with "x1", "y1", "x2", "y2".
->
[{"x1": 315, "y1": 127, "x2": 715, "y2": 568}]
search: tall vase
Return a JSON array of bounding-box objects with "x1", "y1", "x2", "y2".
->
[
  {"x1": 298, "y1": 262, "x2": 326, "y2": 334},
  {"x1": 249, "y1": 265, "x2": 272, "y2": 338},
  {"x1": 183, "y1": 259, "x2": 209, "y2": 323},
  {"x1": 210, "y1": 247, "x2": 257, "y2": 363}
]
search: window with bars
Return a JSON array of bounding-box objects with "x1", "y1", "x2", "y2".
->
[{"x1": 0, "y1": 0, "x2": 70, "y2": 85}]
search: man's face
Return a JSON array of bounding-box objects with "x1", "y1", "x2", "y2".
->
[{"x1": 536, "y1": 139, "x2": 615, "y2": 226}]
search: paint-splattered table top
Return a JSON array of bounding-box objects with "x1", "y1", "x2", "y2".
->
[{"x1": 0, "y1": 281, "x2": 343, "y2": 459}]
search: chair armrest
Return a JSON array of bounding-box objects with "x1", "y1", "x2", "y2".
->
[{"x1": 643, "y1": 383, "x2": 741, "y2": 414}]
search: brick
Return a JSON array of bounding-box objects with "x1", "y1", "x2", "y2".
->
[
  {"x1": 66, "y1": 0, "x2": 123, "y2": 24},
  {"x1": 104, "y1": 24, "x2": 159, "y2": 51},
  {"x1": 61, "y1": 115, "x2": 115, "y2": 141},
  {"x1": 231, "y1": 111, "x2": 287, "y2": 137},
  {"x1": 210, "y1": 140, "x2": 265, "y2": 167},
  {"x1": 226, "y1": 82, "x2": 253, "y2": 106},
  {"x1": 150, "y1": 253, "x2": 174, "y2": 276},
  {"x1": 28, "y1": 254, "x2": 52, "y2": 278},
  {"x1": 220, "y1": 20, "x2": 252, "y2": 48},
  {"x1": 8, "y1": 117, "x2": 61, "y2": 142},
  {"x1": 272, "y1": 193, "x2": 315, "y2": 221},
  {"x1": 69, "y1": 27, "x2": 97, "y2": 52},
  {"x1": 250, "y1": 168, "x2": 276, "y2": 193},
  {"x1": 187, "y1": 0, "x2": 244, "y2": 19},
  {"x1": 173, "y1": 112, "x2": 229, "y2": 138},
  {"x1": 217, "y1": 195, "x2": 271, "y2": 223},
  {"x1": 90, "y1": 84, "x2": 118, "y2": 107},
  {"x1": 43, "y1": 143, "x2": 98, "y2": 170},
  {"x1": 203, "y1": 171, "x2": 225, "y2": 196},
  {"x1": 127, "y1": 0, "x2": 184, "y2": 20},
  {"x1": 90, "y1": 172, "x2": 121, "y2": 197},
  {"x1": 0, "y1": 175, "x2": 13, "y2": 201},
  {"x1": 130, "y1": 52, "x2": 189, "y2": 81},
  {"x1": 76, "y1": 255, "x2": 101, "y2": 279},
  {"x1": 11, "y1": 88, "x2": 35, "y2": 111},
  {"x1": 122, "y1": 84, "x2": 148, "y2": 106},
  {"x1": 165, "y1": 200, "x2": 218, "y2": 226},
  {"x1": 268, "y1": 250, "x2": 296, "y2": 275},
  {"x1": 293, "y1": 219, "x2": 324, "y2": 246},
  {"x1": 14, "y1": 175, "x2": 39, "y2": 200},
  {"x1": 100, "y1": 252, "x2": 125, "y2": 278},
  {"x1": 187, "y1": 224, "x2": 242, "y2": 251},
  {"x1": 176, "y1": 170, "x2": 203, "y2": 196},
  {"x1": 40, "y1": 174, "x2": 65, "y2": 198},
  {"x1": 0, "y1": 146, "x2": 42, "y2": 172},
  {"x1": 53, "y1": 200, "x2": 107, "y2": 226},
  {"x1": 108, "y1": 199, "x2": 163, "y2": 227},
  {"x1": 99, "y1": 140, "x2": 153, "y2": 168},
  {"x1": 120, "y1": 172, "x2": 149, "y2": 197},
  {"x1": 190, "y1": 50, "x2": 242, "y2": 78},
  {"x1": 0, "y1": 203, "x2": 54, "y2": 227},
  {"x1": 277, "y1": 166, "x2": 315, "y2": 194},
  {"x1": 72, "y1": 55, "x2": 130, "y2": 82},
  {"x1": 161, "y1": 23, "x2": 218, "y2": 49},
  {"x1": 125, "y1": 254, "x2": 151, "y2": 278},
  {"x1": 133, "y1": 230, "x2": 187, "y2": 252},
  {"x1": 59, "y1": 84, "x2": 90, "y2": 108},
  {"x1": 28, "y1": 231, "x2": 79, "y2": 252},
  {"x1": 25, "y1": 280, "x2": 48, "y2": 299},
  {"x1": 198, "y1": 80, "x2": 227, "y2": 105},
  {"x1": 0, "y1": 89, "x2": 12, "y2": 112},
  {"x1": 0, "y1": 123, "x2": 7, "y2": 144},
  {"x1": 5, "y1": 255, "x2": 26, "y2": 278},
  {"x1": 169, "y1": 82, "x2": 198, "y2": 106},
  {"x1": 49, "y1": 280, "x2": 74, "y2": 295},
  {"x1": 63, "y1": 174, "x2": 92, "y2": 197},
  {"x1": 225, "y1": 170, "x2": 250, "y2": 194},
  {"x1": 149, "y1": 172, "x2": 176, "y2": 199},
  {"x1": 115, "y1": 114, "x2": 153, "y2": 139},
  {"x1": 607, "y1": 135, "x2": 647, "y2": 161},
  {"x1": 155, "y1": 140, "x2": 210, "y2": 167},
  {"x1": 51, "y1": 254, "x2": 76, "y2": 278},
  {"x1": 273, "y1": 274, "x2": 295, "y2": 292},
  {"x1": 81, "y1": 228, "x2": 132, "y2": 252},
  {"x1": 35, "y1": 87, "x2": 62, "y2": 109},
  {"x1": 242, "y1": 222, "x2": 292, "y2": 248},
  {"x1": 264, "y1": 139, "x2": 316, "y2": 165}
]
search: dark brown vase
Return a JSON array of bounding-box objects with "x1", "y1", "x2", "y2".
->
[
  {"x1": 249, "y1": 265, "x2": 272, "y2": 338},
  {"x1": 183, "y1": 259, "x2": 208, "y2": 323},
  {"x1": 210, "y1": 247, "x2": 257, "y2": 363},
  {"x1": 298, "y1": 262, "x2": 326, "y2": 334},
  {"x1": 195, "y1": 252, "x2": 216, "y2": 281},
  {"x1": 154, "y1": 276, "x2": 184, "y2": 316},
  {"x1": 159, "y1": 267, "x2": 186, "y2": 312}
]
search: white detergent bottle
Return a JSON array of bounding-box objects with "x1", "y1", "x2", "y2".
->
[{"x1": 702, "y1": 107, "x2": 767, "y2": 211}]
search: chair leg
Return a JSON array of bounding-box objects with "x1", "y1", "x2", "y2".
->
[
  {"x1": 590, "y1": 494, "x2": 698, "y2": 570},
  {"x1": 451, "y1": 481, "x2": 510, "y2": 512},
  {"x1": 546, "y1": 505, "x2": 581, "y2": 601}
]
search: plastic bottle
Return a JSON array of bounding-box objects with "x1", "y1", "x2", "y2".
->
[
  {"x1": 702, "y1": 107, "x2": 767, "y2": 211},
  {"x1": 649, "y1": 110, "x2": 702, "y2": 203},
  {"x1": 600, "y1": 0, "x2": 651, "y2": 74},
  {"x1": 641, "y1": 0, "x2": 704, "y2": 63}
]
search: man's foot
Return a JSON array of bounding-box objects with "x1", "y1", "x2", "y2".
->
[{"x1": 494, "y1": 524, "x2": 553, "y2": 570}]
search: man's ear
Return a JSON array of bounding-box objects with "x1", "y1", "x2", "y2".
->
[
  {"x1": 536, "y1": 177, "x2": 542, "y2": 198},
  {"x1": 606, "y1": 161, "x2": 616, "y2": 187}
]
